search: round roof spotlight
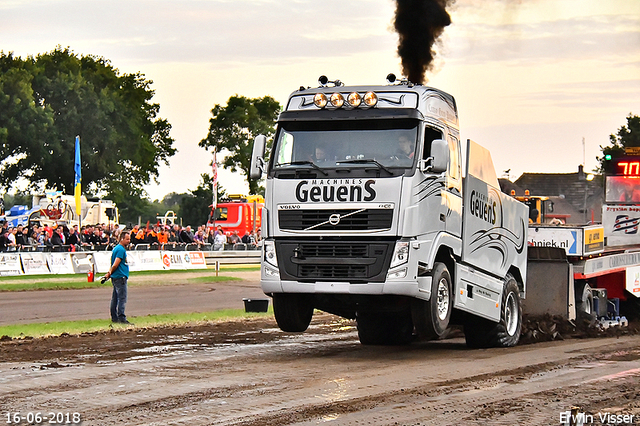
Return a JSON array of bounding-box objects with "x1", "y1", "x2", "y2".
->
[
  {"x1": 330, "y1": 93, "x2": 345, "y2": 108},
  {"x1": 313, "y1": 93, "x2": 328, "y2": 108},
  {"x1": 386, "y1": 73, "x2": 397, "y2": 83},
  {"x1": 347, "y1": 92, "x2": 362, "y2": 107},
  {"x1": 363, "y1": 91, "x2": 378, "y2": 107},
  {"x1": 318, "y1": 75, "x2": 329, "y2": 86}
]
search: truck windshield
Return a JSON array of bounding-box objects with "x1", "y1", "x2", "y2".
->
[{"x1": 272, "y1": 119, "x2": 419, "y2": 170}]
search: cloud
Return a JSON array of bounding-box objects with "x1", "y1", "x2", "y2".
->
[
  {"x1": 2, "y1": 0, "x2": 397, "y2": 65},
  {"x1": 513, "y1": 79, "x2": 640, "y2": 108},
  {"x1": 447, "y1": 15, "x2": 640, "y2": 65}
]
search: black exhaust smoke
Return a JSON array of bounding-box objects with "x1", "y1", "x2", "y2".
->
[{"x1": 394, "y1": 0, "x2": 453, "y2": 85}]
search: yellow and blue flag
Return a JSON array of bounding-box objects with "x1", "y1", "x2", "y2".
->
[{"x1": 74, "y1": 135, "x2": 81, "y2": 216}]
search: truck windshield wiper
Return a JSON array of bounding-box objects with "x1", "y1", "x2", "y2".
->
[
  {"x1": 336, "y1": 159, "x2": 393, "y2": 175},
  {"x1": 276, "y1": 161, "x2": 328, "y2": 176}
]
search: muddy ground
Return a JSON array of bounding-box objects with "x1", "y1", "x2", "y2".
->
[
  {"x1": 2, "y1": 271, "x2": 640, "y2": 425},
  {"x1": 2, "y1": 313, "x2": 640, "y2": 425}
]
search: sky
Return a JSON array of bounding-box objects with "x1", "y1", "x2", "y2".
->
[{"x1": 2, "y1": 0, "x2": 639, "y2": 200}]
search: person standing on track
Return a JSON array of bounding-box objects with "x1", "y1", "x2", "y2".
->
[{"x1": 105, "y1": 230, "x2": 132, "y2": 324}]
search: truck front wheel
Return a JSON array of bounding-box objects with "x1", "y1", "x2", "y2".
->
[
  {"x1": 411, "y1": 262, "x2": 452, "y2": 340},
  {"x1": 273, "y1": 293, "x2": 314, "y2": 332}
]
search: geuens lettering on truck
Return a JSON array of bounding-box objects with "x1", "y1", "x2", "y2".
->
[
  {"x1": 469, "y1": 190, "x2": 497, "y2": 225},
  {"x1": 295, "y1": 179, "x2": 376, "y2": 203}
]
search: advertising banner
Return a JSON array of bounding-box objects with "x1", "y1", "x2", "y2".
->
[
  {"x1": 70, "y1": 252, "x2": 95, "y2": 273},
  {"x1": 20, "y1": 253, "x2": 50, "y2": 275},
  {"x1": 626, "y1": 265, "x2": 640, "y2": 298},
  {"x1": 603, "y1": 205, "x2": 640, "y2": 247},
  {"x1": 93, "y1": 252, "x2": 112, "y2": 274},
  {"x1": 48, "y1": 253, "x2": 75, "y2": 275},
  {"x1": 528, "y1": 225, "x2": 604, "y2": 256},
  {"x1": 127, "y1": 251, "x2": 164, "y2": 272},
  {"x1": 160, "y1": 251, "x2": 207, "y2": 270},
  {"x1": 0, "y1": 253, "x2": 23, "y2": 276},
  {"x1": 186, "y1": 251, "x2": 207, "y2": 269}
]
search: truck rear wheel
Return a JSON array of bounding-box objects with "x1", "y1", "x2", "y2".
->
[
  {"x1": 575, "y1": 282, "x2": 596, "y2": 327},
  {"x1": 356, "y1": 311, "x2": 413, "y2": 345},
  {"x1": 272, "y1": 293, "x2": 314, "y2": 332},
  {"x1": 464, "y1": 275, "x2": 522, "y2": 348},
  {"x1": 411, "y1": 262, "x2": 452, "y2": 340}
]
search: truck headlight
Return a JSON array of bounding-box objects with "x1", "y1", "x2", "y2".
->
[
  {"x1": 264, "y1": 240, "x2": 278, "y2": 268},
  {"x1": 390, "y1": 241, "x2": 409, "y2": 268}
]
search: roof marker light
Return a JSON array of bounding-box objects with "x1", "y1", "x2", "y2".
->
[
  {"x1": 313, "y1": 93, "x2": 328, "y2": 108},
  {"x1": 330, "y1": 93, "x2": 344, "y2": 108},
  {"x1": 347, "y1": 92, "x2": 362, "y2": 107},
  {"x1": 363, "y1": 91, "x2": 378, "y2": 107}
]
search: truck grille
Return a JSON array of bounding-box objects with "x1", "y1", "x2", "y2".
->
[
  {"x1": 299, "y1": 265, "x2": 367, "y2": 279},
  {"x1": 276, "y1": 241, "x2": 394, "y2": 282},
  {"x1": 278, "y1": 209, "x2": 393, "y2": 231},
  {"x1": 299, "y1": 244, "x2": 368, "y2": 258}
]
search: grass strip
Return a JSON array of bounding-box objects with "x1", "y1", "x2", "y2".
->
[
  {"x1": 0, "y1": 265, "x2": 257, "y2": 291},
  {"x1": 0, "y1": 264, "x2": 259, "y2": 282},
  {"x1": 0, "y1": 308, "x2": 273, "y2": 339},
  {"x1": 0, "y1": 275, "x2": 241, "y2": 291}
]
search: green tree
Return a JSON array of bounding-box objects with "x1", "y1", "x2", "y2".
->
[
  {"x1": 598, "y1": 113, "x2": 640, "y2": 171},
  {"x1": 0, "y1": 53, "x2": 54, "y2": 180},
  {"x1": 199, "y1": 95, "x2": 280, "y2": 194},
  {"x1": 0, "y1": 47, "x2": 176, "y2": 218}
]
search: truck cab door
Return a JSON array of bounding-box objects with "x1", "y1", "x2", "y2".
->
[{"x1": 443, "y1": 135, "x2": 463, "y2": 237}]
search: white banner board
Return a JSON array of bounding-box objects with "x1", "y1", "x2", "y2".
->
[
  {"x1": 160, "y1": 251, "x2": 207, "y2": 270},
  {"x1": 0, "y1": 253, "x2": 23, "y2": 276},
  {"x1": 626, "y1": 265, "x2": 640, "y2": 298},
  {"x1": 70, "y1": 253, "x2": 95, "y2": 273},
  {"x1": 48, "y1": 253, "x2": 75, "y2": 275},
  {"x1": 603, "y1": 205, "x2": 640, "y2": 247},
  {"x1": 127, "y1": 251, "x2": 164, "y2": 272},
  {"x1": 93, "y1": 252, "x2": 113, "y2": 274},
  {"x1": 20, "y1": 253, "x2": 50, "y2": 275}
]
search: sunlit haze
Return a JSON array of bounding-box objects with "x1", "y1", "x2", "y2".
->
[{"x1": 2, "y1": 0, "x2": 639, "y2": 199}]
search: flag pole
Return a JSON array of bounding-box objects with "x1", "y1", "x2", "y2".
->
[
  {"x1": 74, "y1": 135, "x2": 82, "y2": 236},
  {"x1": 212, "y1": 148, "x2": 218, "y2": 213}
]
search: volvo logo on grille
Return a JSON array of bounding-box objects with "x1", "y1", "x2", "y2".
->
[{"x1": 329, "y1": 214, "x2": 341, "y2": 226}]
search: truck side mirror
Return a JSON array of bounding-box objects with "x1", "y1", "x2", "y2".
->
[
  {"x1": 421, "y1": 139, "x2": 448, "y2": 173},
  {"x1": 250, "y1": 135, "x2": 267, "y2": 179}
]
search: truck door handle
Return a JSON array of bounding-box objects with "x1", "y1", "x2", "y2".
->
[{"x1": 440, "y1": 214, "x2": 446, "y2": 222}]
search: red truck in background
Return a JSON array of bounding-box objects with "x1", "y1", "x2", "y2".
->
[{"x1": 208, "y1": 194, "x2": 263, "y2": 237}]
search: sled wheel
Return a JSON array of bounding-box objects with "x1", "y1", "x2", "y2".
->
[{"x1": 575, "y1": 282, "x2": 596, "y2": 327}]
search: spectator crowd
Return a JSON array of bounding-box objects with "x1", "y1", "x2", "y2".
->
[{"x1": 0, "y1": 221, "x2": 261, "y2": 253}]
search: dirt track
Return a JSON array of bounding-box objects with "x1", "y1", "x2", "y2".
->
[
  {"x1": 2, "y1": 271, "x2": 640, "y2": 425},
  {"x1": 0, "y1": 270, "x2": 264, "y2": 325}
]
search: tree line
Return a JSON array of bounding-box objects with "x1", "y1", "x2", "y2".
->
[
  {"x1": 1, "y1": 47, "x2": 637, "y2": 225},
  {"x1": 0, "y1": 47, "x2": 280, "y2": 226}
]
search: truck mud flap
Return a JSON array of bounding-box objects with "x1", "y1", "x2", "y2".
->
[{"x1": 523, "y1": 246, "x2": 575, "y2": 320}]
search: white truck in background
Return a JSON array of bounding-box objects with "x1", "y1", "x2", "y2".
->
[
  {"x1": 250, "y1": 75, "x2": 529, "y2": 347},
  {"x1": 1, "y1": 192, "x2": 119, "y2": 229}
]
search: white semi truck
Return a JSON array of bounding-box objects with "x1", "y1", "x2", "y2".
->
[{"x1": 250, "y1": 75, "x2": 529, "y2": 347}]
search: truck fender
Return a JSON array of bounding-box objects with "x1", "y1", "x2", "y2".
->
[{"x1": 425, "y1": 232, "x2": 462, "y2": 271}]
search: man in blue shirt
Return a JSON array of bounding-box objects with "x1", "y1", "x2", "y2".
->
[{"x1": 105, "y1": 231, "x2": 132, "y2": 324}]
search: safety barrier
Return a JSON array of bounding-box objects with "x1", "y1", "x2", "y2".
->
[{"x1": 0, "y1": 250, "x2": 261, "y2": 277}]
